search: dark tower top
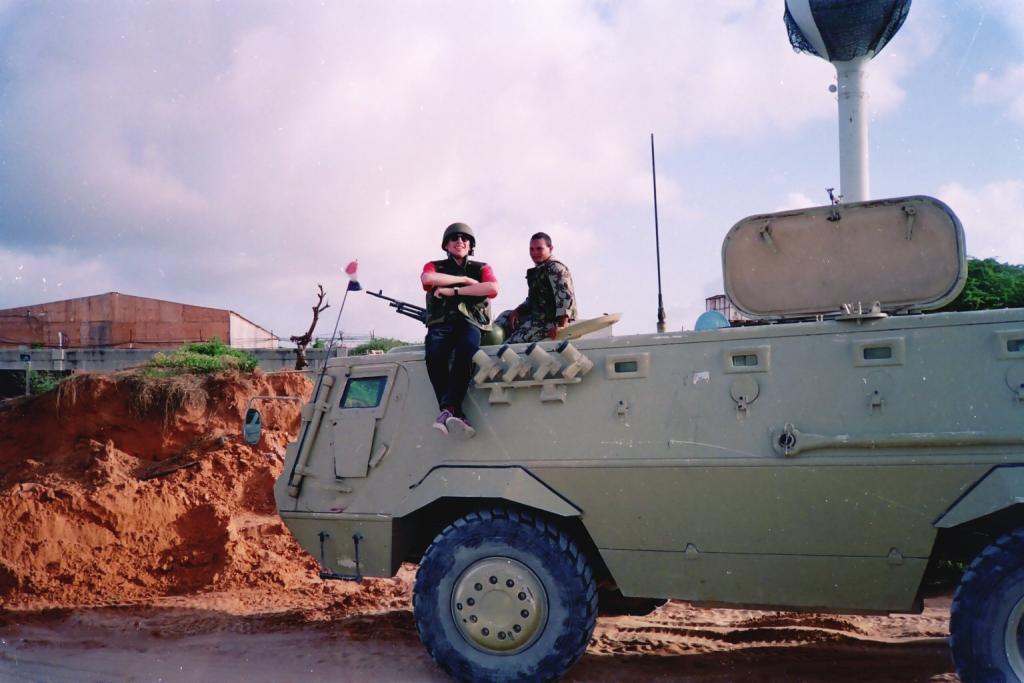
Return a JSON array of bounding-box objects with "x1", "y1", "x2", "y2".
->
[{"x1": 784, "y1": 0, "x2": 911, "y2": 62}]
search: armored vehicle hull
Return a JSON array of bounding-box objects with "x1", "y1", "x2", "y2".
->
[{"x1": 273, "y1": 304, "x2": 1024, "y2": 681}]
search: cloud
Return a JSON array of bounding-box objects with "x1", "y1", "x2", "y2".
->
[
  {"x1": 974, "y1": 65, "x2": 1024, "y2": 122},
  {"x1": 860, "y1": 2, "x2": 944, "y2": 119},
  {"x1": 939, "y1": 180, "x2": 1024, "y2": 262},
  {"x1": 967, "y1": 0, "x2": 1024, "y2": 122},
  {"x1": 0, "y1": 1, "x2": 952, "y2": 339},
  {"x1": 0, "y1": 247, "x2": 112, "y2": 301},
  {"x1": 776, "y1": 192, "x2": 817, "y2": 211},
  {"x1": 979, "y1": 0, "x2": 1024, "y2": 35}
]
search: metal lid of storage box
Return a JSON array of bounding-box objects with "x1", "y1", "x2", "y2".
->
[{"x1": 721, "y1": 195, "x2": 967, "y2": 321}]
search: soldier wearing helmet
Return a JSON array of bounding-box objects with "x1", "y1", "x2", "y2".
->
[
  {"x1": 496, "y1": 232, "x2": 577, "y2": 343},
  {"x1": 420, "y1": 222, "x2": 499, "y2": 437}
]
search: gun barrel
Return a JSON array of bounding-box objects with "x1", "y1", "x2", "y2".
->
[{"x1": 366, "y1": 290, "x2": 427, "y2": 324}]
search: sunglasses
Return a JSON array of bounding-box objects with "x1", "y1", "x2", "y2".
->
[{"x1": 448, "y1": 234, "x2": 472, "y2": 244}]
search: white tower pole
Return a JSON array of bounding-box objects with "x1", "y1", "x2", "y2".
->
[{"x1": 834, "y1": 57, "x2": 870, "y2": 202}]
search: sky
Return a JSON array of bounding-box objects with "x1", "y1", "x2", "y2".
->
[{"x1": 0, "y1": 0, "x2": 1021, "y2": 345}]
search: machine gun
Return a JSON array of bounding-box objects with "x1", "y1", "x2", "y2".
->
[{"x1": 366, "y1": 289, "x2": 426, "y2": 324}]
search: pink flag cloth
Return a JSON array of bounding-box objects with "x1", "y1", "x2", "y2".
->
[{"x1": 345, "y1": 260, "x2": 362, "y2": 291}]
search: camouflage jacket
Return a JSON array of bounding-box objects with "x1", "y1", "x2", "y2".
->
[{"x1": 520, "y1": 258, "x2": 577, "y2": 324}]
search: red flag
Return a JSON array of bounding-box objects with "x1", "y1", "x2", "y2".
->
[{"x1": 345, "y1": 260, "x2": 362, "y2": 291}]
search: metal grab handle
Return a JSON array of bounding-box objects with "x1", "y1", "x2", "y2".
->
[{"x1": 902, "y1": 205, "x2": 917, "y2": 240}]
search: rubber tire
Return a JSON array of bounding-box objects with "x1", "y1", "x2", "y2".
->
[
  {"x1": 950, "y1": 528, "x2": 1024, "y2": 683},
  {"x1": 413, "y1": 507, "x2": 597, "y2": 683}
]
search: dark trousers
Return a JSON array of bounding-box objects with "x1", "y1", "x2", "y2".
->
[{"x1": 425, "y1": 320, "x2": 481, "y2": 416}]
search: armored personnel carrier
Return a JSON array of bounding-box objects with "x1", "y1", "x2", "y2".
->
[{"x1": 250, "y1": 195, "x2": 1024, "y2": 682}]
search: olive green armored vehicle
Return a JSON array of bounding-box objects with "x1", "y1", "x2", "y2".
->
[{"x1": 252, "y1": 195, "x2": 1024, "y2": 683}]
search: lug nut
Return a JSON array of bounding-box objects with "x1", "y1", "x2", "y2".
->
[
  {"x1": 470, "y1": 615, "x2": 478, "y2": 623},
  {"x1": 513, "y1": 624, "x2": 522, "y2": 633},
  {"x1": 467, "y1": 598, "x2": 475, "y2": 606},
  {"x1": 506, "y1": 579, "x2": 514, "y2": 587},
  {"x1": 521, "y1": 609, "x2": 529, "y2": 618},
  {"x1": 518, "y1": 592, "x2": 526, "y2": 600},
  {"x1": 481, "y1": 628, "x2": 490, "y2": 636},
  {"x1": 489, "y1": 576, "x2": 498, "y2": 584},
  {"x1": 474, "y1": 583, "x2": 482, "y2": 591}
]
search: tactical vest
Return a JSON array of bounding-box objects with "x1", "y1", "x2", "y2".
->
[
  {"x1": 425, "y1": 256, "x2": 493, "y2": 330},
  {"x1": 525, "y1": 258, "x2": 575, "y2": 322}
]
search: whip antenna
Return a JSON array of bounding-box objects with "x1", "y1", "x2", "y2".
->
[{"x1": 651, "y1": 133, "x2": 667, "y2": 333}]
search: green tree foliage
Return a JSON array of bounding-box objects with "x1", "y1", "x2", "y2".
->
[
  {"x1": 941, "y1": 258, "x2": 1024, "y2": 312},
  {"x1": 146, "y1": 338, "x2": 258, "y2": 374},
  {"x1": 27, "y1": 369, "x2": 69, "y2": 395},
  {"x1": 349, "y1": 338, "x2": 410, "y2": 356}
]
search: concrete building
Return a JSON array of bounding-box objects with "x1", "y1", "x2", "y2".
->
[{"x1": 0, "y1": 292, "x2": 278, "y2": 349}]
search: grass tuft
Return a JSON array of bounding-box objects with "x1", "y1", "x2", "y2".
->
[
  {"x1": 120, "y1": 372, "x2": 208, "y2": 427},
  {"x1": 144, "y1": 338, "x2": 258, "y2": 374}
]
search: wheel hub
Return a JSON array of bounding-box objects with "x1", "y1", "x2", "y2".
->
[
  {"x1": 1005, "y1": 594, "x2": 1024, "y2": 679},
  {"x1": 452, "y1": 557, "x2": 547, "y2": 654}
]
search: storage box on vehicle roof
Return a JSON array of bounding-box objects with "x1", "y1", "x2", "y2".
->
[{"x1": 721, "y1": 195, "x2": 967, "y2": 321}]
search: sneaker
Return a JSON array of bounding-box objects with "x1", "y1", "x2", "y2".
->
[
  {"x1": 446, "y1": 414, "x2": 477, "y2": 439},
  {"x1": 432, "y1": 409, "x2": 453, "y2": 434}
]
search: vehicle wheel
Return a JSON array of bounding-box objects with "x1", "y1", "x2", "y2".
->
[
  {"x1": 413, "y1": 507, "x2": 597, "y2": 683},
  {"x1": 950, "y1": 528, "x2": 1024, "y2": 683}
]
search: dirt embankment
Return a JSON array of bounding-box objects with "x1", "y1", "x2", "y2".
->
[{"x1": 0, "y1": 371, "x2": 409, "y2": 614}]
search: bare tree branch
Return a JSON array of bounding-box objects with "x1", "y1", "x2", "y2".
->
[{"x1": 289, "y1": 285, "x2": 329, "y2": 370}]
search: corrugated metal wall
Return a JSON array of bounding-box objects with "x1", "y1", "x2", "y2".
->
[{"x1": 0, "y1": 292, "x2": 274, "y2": 349}]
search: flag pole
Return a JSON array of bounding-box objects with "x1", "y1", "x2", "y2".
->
[{"x1": 285, "y1": 261, "x2": 361, "y2": 494}]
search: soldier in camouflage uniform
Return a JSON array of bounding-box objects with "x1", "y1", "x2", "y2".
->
[{"x1": 496, "y1": 232, "x2": 577, "y2": 343}]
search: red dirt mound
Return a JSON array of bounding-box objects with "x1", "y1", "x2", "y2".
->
[{"x1": 0, "y1": 371, "x2": 410, "y2": 613}]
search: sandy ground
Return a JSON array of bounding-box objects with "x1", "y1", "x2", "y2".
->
[
  {"x1": 0, "y1": 595, "x2": 958, "y2": 682},
  {"x1": 0, "y1": 372, "x2": 961, "y2": 682}
]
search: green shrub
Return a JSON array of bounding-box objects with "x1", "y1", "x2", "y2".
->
[
  {"x1": 349, "y1": 338, "x2": 411, "y2": 355},
  {"x1": 144, "y1": 338, "x2": 258, "y2": 374},
  {"x1": 28, "y1": 369, "x2": 69, "y2": 395}
]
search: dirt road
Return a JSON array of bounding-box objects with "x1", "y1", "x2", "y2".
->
[{"x1": 0, "y1": 596, "x2": 958, "y2": 683}]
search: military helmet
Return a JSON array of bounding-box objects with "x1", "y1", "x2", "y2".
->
[{"x1": 442, "y1": 222, "x2": 476, "y2": 251}]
